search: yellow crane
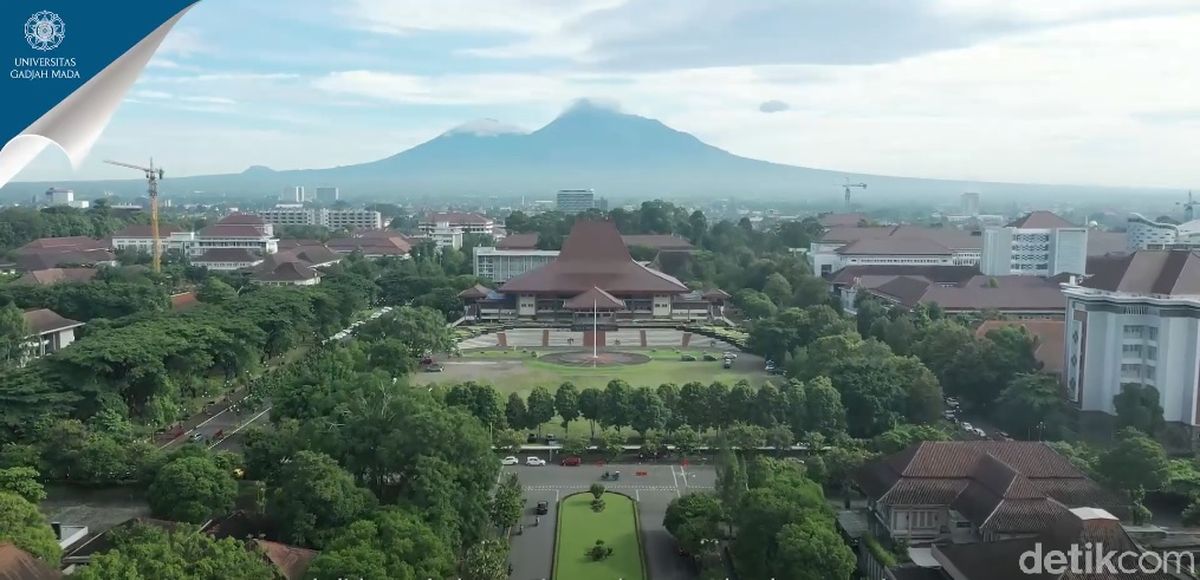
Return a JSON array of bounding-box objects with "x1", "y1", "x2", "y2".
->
[{"x1": 105, "y1": 159, "x2": 165, "y2": 272}]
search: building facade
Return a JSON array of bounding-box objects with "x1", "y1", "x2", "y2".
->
[
  {"x1": 255, "y1": 207, "x2": 383, "y2": 230},
  {"x1": 1062, "y1": 251, "x2": 1200, "y2": 434},
  {"x1": 979, "y1": 211, "x2": 1087, "y2": 277},
  {"x1": 22, "y1": 308, "x2": 84, "y2": 363},
  {"x1": 555, "y1": 189, "x2": 597, "y2": 214},
  {"x1": 418, "y1": 212, "x2": 495, "y2": 236},
  {"x1": 473, "y1": 247, "x2": 559, "y2": 283},
  {"x1": 314, "y1": 186, "x2": 339, "y2": 202},
  {"x1": 809, "y1": 226, "x2": 982, "y2": 276},
  {"x1": 43, "y1": 187, "x2": 88, "y2": 209},
  {"x1": 1125, "y1": 213, "x2": 1200, "y2": 251},
  {"x1": 960, "y1": 192, "x2": 980, "y2": 216}
]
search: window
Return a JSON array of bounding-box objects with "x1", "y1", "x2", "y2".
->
[
  {"x1": 1122, "y1": 344, "x2": 1143, "y2": 356},
  {"x1": 1148, "y1": 327, "x2": 1159, "y2": 341},
  {"x1": 1123, "y1": 325, "x2": 1144, "y2": 338},
  {"x1": 1147, "y1": 346, "x2": 1158, "y2": 361}
]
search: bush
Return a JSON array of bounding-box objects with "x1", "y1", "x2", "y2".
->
[
  {"x1": 590, "y1": 497, "x2": 607, "y2": 512},
  {"x1": 587, "y1": 540, "x2": 613, "y2": 561},
  {"x1": 589, "y1": 483, "x2": 606, "y2": 499}
]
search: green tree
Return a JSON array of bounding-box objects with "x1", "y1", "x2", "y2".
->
[
  {"x1": 196, "y1": 278, "x2": 237, "y2": 305},
  {"x1": 598, "y1": 430, "x2": 625, "y2": 462},
  {"x1": 308, "y1": 508, "x2": 455, "y2": 580},
  {"x1": 505, "y1": 393, "x2": 528, "y2": 431},
  {"x1": 671, "y1": 425, "x2": 701, "y2": 457},
  {"x1": 602, "y1": 380, "x2": 633, "y2": 434},
  {"x1": 578, "y1": 387, "x2": 604, "y2": 438},
  {"x1": 715, "y1": 447, "x2": 748, "y2": 510},
  {"x1": 996, "y1": 373, "x2": 1067, "y2": 440},
  {"x1": 489, "y1": 473, "x2": 524, "y2": 529},
  {"x1": 561, "y1": 433, "x2": 588, "y2": 457},
  {"x1": 872, "y1": 424, "x2": 948, "y2": 454},
  {"x1": 74, "y1": 524, "x2": 274, "y2": 580},
  {"x1": 462, "y1": 538, "x2": 509, "y2": 580},
  {"x1": 663, "y1": 492, "x2": 724, "y2": 555},
  {"x1": 0, "y1": 466, "x2": 45, "y2": 503},
  {"x1": 526, "y1": 386, "x2": 556, "y2": 435},
  {"x1": 763, "y1": 273, "x2": 794, "y2": 307},
  {"x1": 1113, "y1": 383, "x2": 1165, "y2": 436},
  {"x1": 555, "y1": 382, "x2": 581, "y2": 432},
  {"x1": 1098, "y1": 427, "x2": 1170, "y2": 494},
  {"x1": 268, "y1": 450, "x2": 376, "y2": 547},
  {"x1": 629, "y1": 388, "x2": 668, "y2": 437},
  {"x1": 805, "y1": 377, "x2": 847, "y2": 437},
  {"x1": 732, "y1": 473, "x2": 829, "y2": 579},
  {"x1": 148, "y1": 455, "x2": 236, "y2": 524},
  {"x1": 0, "y1": 491, "x2": 61, "y2": 565},
  {"x1": 772, "y1": 520, "x2": 855, "y2": 580},
  {"x1": 0, "y1": 302, "x2": 27, "y2": 368}
]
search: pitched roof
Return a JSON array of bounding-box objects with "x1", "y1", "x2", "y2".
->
[
  {"x1": 820, "y1": 225, "x2": 981, "y2": 250},
  {"x1": 0, "y1": 543, "x2": 60, "y2": 580},
  {"x1": 22, "y1": 308, "x2": 84, "y2": 335},
  {"x1": 252, "y1": 540, "x2": 317, "y2": 580},
  {"x1": 111, "y1": 224, "x2": 183, "y2": 238},
  {"x1": 218, "y1": 213, "x2": 266, "y2": 226},
  {"x1": 1081, "y1": 250, "x2": 1200, "y2": 295},
  {"x1": 1086, "y1": 230, "x2": 1128, "y2": 257},
  {"x1": 421, "y1": 212, "x2": 492, "y2": 225},
  {"x1": 171, "y1": 292, "x2": 199, "y2": 311},
  {"x1": 496, "y1": 233, "x2": 539, "y2": 250},
  {"x1": 856, "y1": 442, "x2": 1124, "y2": 530},
  {"x1": 499, "y1": 220, "x2": 689, "y2": 295},
  {"x1": 702, "y1": 288, "x2": 731, "y2": 300},
  {"x1": 837, "y1": 237, "x2": 954, "y2": 256},
  {"x1": 869, "y1": 275, "x2": 1065, "y2": 312},
  {"x1": 327, "y1": 235, "x2": 411, "y2": 256},
  {"x1": 620, "y1": 234, "x2": 695, "y2": 251},
  {"x1": 14, "y1": 268, "x2": 98, "y2": 285},
  {"x1": 1007, "y1": 210, "x2": 1076, "y2": 229},
  {"x1": 829, "y1": 265, "x2": 979, "y2": 286},
  {"x1": 16, "y1": 236, "x2": 108, "y2": 253},
  {"x1": 198, "y1": 224, "x2": 269, "y2": 238},
  {"x1": 564, "y1": 286, "x2": 626, "y2": 310},
  {"x1": 458, "y1": 284, "x2": 494, "y2": 299},
  {"x1": 254, "y1": 261, "x2": 319, "y2": 282},
  {"x1": 12, "y1": 249, "x2": 115, "y2": 271},
  {"x1": 194, "y1": 248, "x2": 262, "y2": 263},
  {"x1": 975, "y1": 320, "x2": 1065, "y2": 375}
]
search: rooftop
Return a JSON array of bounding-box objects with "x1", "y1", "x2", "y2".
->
[
  {"x1": 828, "y1": 265, "x2": 979, "y2": 286},
  {"x1": 111, "y1": 224, "x2": 184, "y2": 238},
  {"x1": 253, "y1": 261, "x2": 319, "y2": 282},
  {"x1": 1007, "y1": 210, "x2": 1076, "y2": 229},
  {"x1": 868, "y1": 274, "x2": 1065, "y2": 312},
  {"x1": 14, "y1": 267, "x2": 98, "y2": 285},
  {"x1": 22, "y1": 308, "x2": 84, "y2": 335},
  {"x1": 193, "y1": 248, "x2": 262, "y2": 263},
  {"x1": 1080, "y1": 250, "x2": 1200, "y2": 296},
  {"x1": 198, "y1": 224, "x2": 271, "y2": 238},
  {"x1": 0, "y1": 543, "x2": 60, "y2": 580},
  {"x1": 218, "y1": 213, "x2": 267, "y2": 226},
  {"x1": 421, "y1": 211, "x2": 492, "y2": 225},
  {"x1": 820, "y1": 225, "x2": 981, "y2": 250}
]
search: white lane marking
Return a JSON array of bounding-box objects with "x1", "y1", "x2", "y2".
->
[
  {"x1": 209, "y1": 406, "x2": 271, "y2": 449},
  {"x1": 671, "y1": 465, "x2": 679, "y2": 488},
  {"x1": 680, "y1": 464, "x2": 689, "y2": 488},
  {"x1": 194, "y1": 407, "x2": 229, "y2": 430}
]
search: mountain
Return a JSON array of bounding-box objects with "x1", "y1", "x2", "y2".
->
[{"x1": 0, "y1": 99, "x2": 1169, "y2": 203}]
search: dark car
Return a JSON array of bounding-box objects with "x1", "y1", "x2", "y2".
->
[
  {"x1": 535, "y1": 500, "x2": 549, "y2": 515},
  {"x1": 560, "y1": 456, "x2": 581, "y2": 466},
  {"x1": 424, "y1": 363, "x2": 444, "y2": 372},
  {"x1": 527, "y1": 432, "x2": 538, "y2": 443}
]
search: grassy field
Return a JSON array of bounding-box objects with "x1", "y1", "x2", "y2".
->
[
  {"x1": 410, "y1": 349, "x2": 773, "y2": 397},
  {"x1": 554, "y1": 492, "x2": 645, "y2": 580}
]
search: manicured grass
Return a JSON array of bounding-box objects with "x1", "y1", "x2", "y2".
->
[{"x1": 555, "y1": 492, "x2": 645, "y2": 580}]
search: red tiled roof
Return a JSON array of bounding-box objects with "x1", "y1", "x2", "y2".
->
[
  {"x1": 820, "y1": 225, "x2": 981, "y2": 250},
  {"x1": 171, "y1": 292, "x2": 199, "y2": 311},
  {"x1": 111, "y1": 224, "x2": 183, "y2": 238},
  {"x1": 420, "y1": 212, "x2": 492, "y2": 225},
  {"x1": 828, "y1": 265, "x2": 979, "y2": 285},
  {"x1": 1081, "y1": 250, "x2": 1200, "y2": 295},
  {"x1": 1086, "y1": 230, "x2": 1127, "y2": 257},
  {"x1": 620, "y1": 235, "x2": 694, "y2": 251},
  {"x1": 198, "y1": 224, "x2": 269, "y2": 238},
  {"x1": 1008, "y1": 211, "x2": 1076, "y2": 229},
  {"x1": 254, "y1": 261, "x2": 319, "y2": 282},
  {"x1": 458, "y1": 284, "x2": 494, "y2": 299},
  {"x1": 14, "y1": 268, "x2": 98, "y2": 285},
  {"x1": 836, "y1": 237, "x2": 952, "y2": 256},
  {"x1": 327, "y1": 235, "x2": 411, "y2": 256},
  {"x1": 0, "y1": 543, "x2": 60, "y2": 580},
  {"x1": 499, "y1": 220, "x2": 689, "y2": 295},
  {"x1": 218, "y1": 213, "x2": 266, "y2": 225},
  {"x1": 16, "y1": 236, "x2": 108, "y2": 253},
  {"x1": 22, "y1": 308, "x2": 84, "y2": 335},
  {"x1": 868, "y1": 275, "x2": 1065, "y2": 312},
  {"x1": 975, "y1": 320, "x2": 1065, "y2": 375},
  {"x1": 564, "y1": 286, "x2": 626, "y2": 310},
  {"x1": 253, "y1": 540, "x2": 317, "y2": 580}
]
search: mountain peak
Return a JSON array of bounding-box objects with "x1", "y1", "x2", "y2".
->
[
  {"x1": 241, "y1": 165, "x2": 276, "y2": 175},
  {"x1": 557, "y1": 98, "x2": 625, "y2": 118},
  {"x1": 442, "y1": 118, "x2": 526, "y2": 138}
]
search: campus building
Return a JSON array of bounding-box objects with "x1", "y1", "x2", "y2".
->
[
  {"x1": 1126, "y1": 213, "x2": 1200, "y2": 251},
  {"x1": 979, "y1": 211, "x2": 1088, "y2": 277},
  {"x1": 808, "y1": 226, "x2": 983, "y2": 276},
  {"x1": 460, "y1": 220, "x2": 726, "y2": 325},
  {"x1": 1062, "y1": 250, "x2": 1200, "y2": 437},
  {"x1": 473, "y1": 247, "x2": 559, "y2": 283},
  {"x1": 556, "y1": 189, "x2": 605, "y2": 214},
  {"x1": 22, "y1": 308, "x2": 84, "y2": 363},
  {"x1": 254, "y1": 207, "x2": 384, "y2": 230}
]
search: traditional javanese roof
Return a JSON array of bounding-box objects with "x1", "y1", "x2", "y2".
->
[
  {"x1": 499, "y1": 220, "x2": 688, "y2": 295},
  {"x1": 563, "y1": 286, "x2": 625, "y2": 310},
  {"x1": 458, "y1": 284, "x2": 494, "y2": 299}
]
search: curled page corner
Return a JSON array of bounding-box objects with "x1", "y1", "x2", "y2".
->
[{"x1": 0, "y1": 5, "x2": 196, "y2": 188}]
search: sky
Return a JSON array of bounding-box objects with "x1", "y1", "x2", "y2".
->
[{"x1": 12, "y1": 0, "x2": 1200, "y2": 189}]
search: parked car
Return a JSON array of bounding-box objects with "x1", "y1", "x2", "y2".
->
[
  {"x1": 722, "y1": 360, "x2": 733, "y2": 369},
  {"x1": 545, "y1": 434, "x2": 557, "y2": 444},
  {"x1": 535, "y1": 500, "x2": 549, "y2": 515},
  {"x1": 526, "y1": 433, "x2": 538, "y2": 443},
  {"x1": 500, "y1": 456, "x2": 519, "y2": 466},
  {"x1": 702, "y1": 353, "x2": 719, "y2": 362},
  {"x1": 188, "y1": 432, "x2": 204, "y2": 443},
  {"x1": 525, "y1": 457, "x2": 546, "y2": 466},
  {"x1": 424, "y1": 363, "x2": 444, "y2": 372},
  {"x1": 961, "y1": 422, "x2": 974, "y2": 432},
  {"x1": 680, "y1": 354, "x2": 697, "y2": 361},
  {"x1": 560, "y1": 456, "x2": 582, "y2": 466}
]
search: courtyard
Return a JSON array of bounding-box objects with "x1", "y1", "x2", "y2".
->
[{"x1": 505, "y1": 461, "x2": 716, "y2": 580}]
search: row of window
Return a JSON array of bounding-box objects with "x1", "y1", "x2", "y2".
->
[
  {"x1": 1123, "y1": 325, "x2": 1159, "y2": 340},
  {"x1": 1121, "y1": 343, "x2": 1158, "y2": 360},
  {"x1": 1120, "y1": 363, "x2": 1157, "y2": 382}
]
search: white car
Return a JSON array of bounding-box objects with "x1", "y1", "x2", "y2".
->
[
  {"x1": 525, "y1": 457, "x2": 546, "y2": 466},
  {"x1": 500, "y1": 456, "x2": 519, "y2": 466},
  {"x1": 961, "y1": 422, "x2": 974, "y2": 432}
]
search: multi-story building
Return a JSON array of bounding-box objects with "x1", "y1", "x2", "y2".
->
[
  {"x1": 809, "y1": 226, "x2": 982, "y2": 276},
  {"x1": 556, "y1": 189, "x2": 597, "y2": 214},
  {"x1": 22, "y1": 308, "x2": 84, "y2": 363},
  {"x1": 473, "y1": 247, "x2": 559, "y2": 283},
  {"x1": 418, "y1": 212, "x2": 495, "y2": 236},
  {"x1": 254, "y1": 207, "x2": 383, "y2": 230},
  {"x1": 1062, "y1": 250, "x2": 1200, "y2": 436},
  {"x1": 110, "y1": 225, "x2": 191, "y2": 254},
  {"x1": 43, "y1": 187, "x2": 88, "y2": 209},
  {"x1": 960, "y1": 192, "x2": 980, "y2": 216},
  {"x1": 282, "y1": 186, "x2": 304, "y2": 203},
  {"x1": 314, "y1": 186, "x2": 339, "y2": 202},
  {"x1": 1125, "y1": 213, "x2": 1200, "y2": 251},
  {"x1": 191, "y1": 214, "x2": 277, "y2": 257},
  {"x1": 979, "y1": 211, "x2": 1087, "y2": 277}
]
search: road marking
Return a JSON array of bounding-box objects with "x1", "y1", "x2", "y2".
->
[
  {"x1": 522, "y1": 484, "x2": 703, "y2": 492},
  {"x1": 194, "y1": 407, "x2": 229, "y2": 430},
  {"x1": 671, "y1": 465, "x2": 679, "y2": 488},
  {"x1": 635, "y1": 489, "x2": 640, "y2": 501},
  {"x1": 209, "y1": 406, "x2": 271, "y2": 449},
  {"x1": 680, "y1": 464, "x2": 689, "y2": 488}
]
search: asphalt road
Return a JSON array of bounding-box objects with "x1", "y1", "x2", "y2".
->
[{"x1": 503, "y1": 460, "x2": 716, "y2": 580}]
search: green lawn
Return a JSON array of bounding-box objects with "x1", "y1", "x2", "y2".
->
[{"x1": 555, "y1": 492, "x2": 645, "y2": 580}]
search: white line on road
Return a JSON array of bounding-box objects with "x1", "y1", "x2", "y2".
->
[
  {"x1": 671, "y1": 465, "x2": 679, "y2": 488},
  {"x1": 194, "y1": 407, "x2": 229, "y2": 430},
  {"x1": 209, "y1": 406, "x2": 271, "y2": 449},
  {"x1": 680, "y1": 464, "x2": 689, "y2": 488}
]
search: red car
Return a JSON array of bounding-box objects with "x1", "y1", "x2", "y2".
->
[{"x1": 560, "y1": 456, "x2": 582, "y2": 466}]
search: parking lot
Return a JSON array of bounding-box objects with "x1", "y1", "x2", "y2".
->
[{"x1": 503, "y1": 460, "x2": 716, "y2": 580}]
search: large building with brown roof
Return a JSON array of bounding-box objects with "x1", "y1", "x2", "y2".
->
[
  {"x1": 9, "y1": 237, "x2": 116, "y2": 272},
  {"x1": 22, "y1": 308, "x2": 84, "y2": 362},
  {"x1": 1062, "y1": 250, "x2": 1200, "y2": 435},
  {"x1": 810, "y1": 225, "x2": 983, "y2": 276},
  {"x1": 841, "y1": 271, "x2": 1065, "y2": 319}
]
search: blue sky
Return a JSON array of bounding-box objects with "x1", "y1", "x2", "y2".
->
[{"x1": 14, "y1": 0, "x2": 1200, "y2": 188}]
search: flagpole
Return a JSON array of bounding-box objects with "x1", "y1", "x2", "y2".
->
[{"x1": 592, "y1": 298, "x2": 598, "y2": 366}]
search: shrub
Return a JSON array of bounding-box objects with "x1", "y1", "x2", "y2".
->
[{"x1": 587, "y1": 540, "x2": 613, "y2": 561}]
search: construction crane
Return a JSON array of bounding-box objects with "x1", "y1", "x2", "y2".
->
[
  {"x1": 105, "y1": 159, "x2": 164, "y2": 272},
  {"x1": 1179, "y1": 191, "x2": 1198, "y2": 222},
  {"x1": 841, "y1": 179, "x2": 867, "y2": 210}
]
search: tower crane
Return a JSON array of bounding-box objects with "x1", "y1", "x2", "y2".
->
[
  {"x1": 105, "y1": 159, "x2": 164, "y2": 272},
  {"x1": 841, "y1": 179, "x2": 867, "y2": 210}
]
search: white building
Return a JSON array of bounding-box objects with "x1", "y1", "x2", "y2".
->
[
  {"x1": 1125, "y1": 213, "x2": 1200, "y2": 251},
  {"x1": 424, "y1": 222, "x2": 464, "y2": 250},
  {"x1": 254, "y1": 207, "x2": 383, "y2": 230},
  {"x1": 22, "y1": 308, "x2": 83, "y2": 363},
  {"x1": 43, "y1": 188, "x2": 88, "y2": 209},
  {"x1": 979, "y1": 211, "x2": 1087, "y2": 277},
  {"x1": 418, "y1": 212, "x2": 495, "y2": 236},
  {"x1": 314, "y1": 186, "x2": 339, "y2": 202},
  {"x1": 283, "y1": 186, "x2": 305, "y2": 203},
  {"x1": 473, "y1": 247, "x2": 559, "y2": 283},
  {"x1": 808, "y1": 226, "x2": 982, "y2": 276},
  {"x1": 556, "y1": 189, "x2": 597, "y2": 214},
  {"x1": 191, "y1": 214, "x2": 277, "y2": 257},
  {"x1": 1062, "y1": 250, "x2": 1200, "y2": 433},
  {"x1": 961, "y1": 192, "x2": 981, "y2": 216}
]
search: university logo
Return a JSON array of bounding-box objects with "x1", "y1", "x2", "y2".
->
[{"x1": 24, "y1": 11, "x2": 66, "y2": 52}]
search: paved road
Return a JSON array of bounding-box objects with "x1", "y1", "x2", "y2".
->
[{"x1": 503, "y1": 461, "x2": 715, "y2": 580}]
